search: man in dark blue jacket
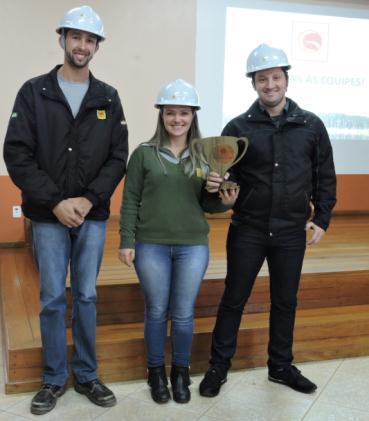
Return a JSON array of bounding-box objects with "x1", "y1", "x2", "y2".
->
[
  {"x1": 3, "y1": 6, "x2": 128, "y2": 415},
  {"x1": 199, "y1": 44, "x2": 336, "y2": 397}
]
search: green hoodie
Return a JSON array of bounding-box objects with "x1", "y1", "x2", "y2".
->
[{"x1": 119, "y1": 144, "x2": 229, "y2": 248}]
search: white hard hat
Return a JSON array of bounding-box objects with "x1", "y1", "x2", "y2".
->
[
  {"x1": 155, "y1": 79, "x2": 200, "y2": 109},
  {"x1": 56, "y1": 5, "x2": 105, "y2": 41},
  {"x1": 246, "y1": 43, "x2": 291, "y2": 77}
]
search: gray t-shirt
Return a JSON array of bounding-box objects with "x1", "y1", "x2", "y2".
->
[{"x1": 57, "y1": 73, "x2": 89, "y2": 118}]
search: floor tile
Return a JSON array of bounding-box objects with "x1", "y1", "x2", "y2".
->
[
  {"x1": 197, "y1": 416, "x2": 225, "y2": 421},
  {"x1": 108, "y1": 379, "x2": 147, "y2": 401},
  {"x1": 6, "y1": 388, "x2": 111, "y2": 420},
  {"x1": 2, "y1": 357, "x2": 369, "y2": 420},
  {"x1": 0, "y1": 392, "x2": 30, "y2": 412},
  {"x1": 0, "y1": 411, "x2": 30, "y2": 421},
  {"x1": 317, "y1": 356, "x2": 369, "y2": 411},
  {"x1": 204, "y1": 381, "x2": 314, "y2": 421},
  {"x1": 304, "y1": 401, "x2": 369, "y2": 421},
  {"x1": 94, "y1": 396, "x2": 199, "y2": 421}
]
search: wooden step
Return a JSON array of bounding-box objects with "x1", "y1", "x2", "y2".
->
[
  {"x1": 5, "y1": 304, "x2": 369, "y2": 393},
  {"x1": 98, "y1": 214, "x2": 369, "y2": 286},
  {"x1": 2, "y1": 215, "x2": 369, "y2": 393},
  {"x1": 89, "y1": 269, "x2": 369, "y2": 325},
  {"x1": 90, "y1": 214, "x2": 369, "y2": 324},
  {"x1": 3, "y1": 246, "x2": 369, "y2": 327}
]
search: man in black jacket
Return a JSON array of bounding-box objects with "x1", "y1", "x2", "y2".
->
[
  {"x1": 199, "y1": 44, "x2": 336, "y2": 397},
  {"x1": 3, "y1": 6, "x2": 128, "y2": 415}
]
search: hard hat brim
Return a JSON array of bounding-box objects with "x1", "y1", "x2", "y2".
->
[
  {"x1": 246, "y1": 64, "x2": 291, "y2": 77},
  {"x1": 56, "y1": 27, "x2": 105, "y2": 41}
]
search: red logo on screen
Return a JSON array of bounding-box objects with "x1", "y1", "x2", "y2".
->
[{"x1": 300, "y1": 31, "x2": 322, "y2": 51}]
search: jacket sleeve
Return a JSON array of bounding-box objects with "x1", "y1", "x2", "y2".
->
[
  {"x1": 200, "y1": 187, "x2": 233, "y2": 213},
  {"x1": 119, "y1": 148, "x2": 144, "y2": 249},
  {"x1": 84, "y1": 91, "x2": 129, "y2": 206},
  {"x1": 3, "y1": 83, "x2": 64, "y2": 209},
  {"x1": 311, "y1": 118, "x2": 337, "y2": 230}
]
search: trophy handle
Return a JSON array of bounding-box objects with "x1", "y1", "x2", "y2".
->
[
  {"x1": 190, "y1": 138, "x2": 208, "y2": 165},
  {"x1": 228, "y1": 137, "x2": 248, "y2": 168}
]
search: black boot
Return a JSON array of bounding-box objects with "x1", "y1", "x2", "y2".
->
[
  {"x1": 170, "y1": 365, "x2": 191, "y2": 403},
  {"x1": 147, "y1": 366, "x2": 171, "y2": 404}
]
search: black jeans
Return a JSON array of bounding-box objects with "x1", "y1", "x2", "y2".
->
[{"x1": 210, "y1": 222, "x2": 306, "y2": 371}]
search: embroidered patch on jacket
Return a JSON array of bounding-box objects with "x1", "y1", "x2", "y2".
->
[
  {"x1": 97, "y1": 109, "x2": 106, "y2": 120},
  {"x1": 11, "y1": 112, "x2": 18, "y2": 118}
]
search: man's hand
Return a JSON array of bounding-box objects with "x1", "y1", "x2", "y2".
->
[
  {"x1": 305, "y1": 221, "x2": 325, "y2": 245},
  {"x1": 68, "y1": 197, "x2": 93, "y2": 218},
  {"x1": 219, "y1": 188, "x2": 239, "y2": 206},
  {"x1": 118, "y1": 248, "x2": 135, "y2": 267},
  {"x1": 52, "y1": 200, "x2": 84, "y2": 228}
]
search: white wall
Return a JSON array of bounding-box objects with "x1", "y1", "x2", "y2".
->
[
  {"x1": 2, "y1": 0, "x2": 368, "y2": 175},
  {"x1": 0, "y1": 0, "x2": 196, "y2": 174}
]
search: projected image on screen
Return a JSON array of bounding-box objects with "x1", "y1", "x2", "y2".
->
[{"x1": 223, "y1": 7, "x2": 369, "y2": 142}]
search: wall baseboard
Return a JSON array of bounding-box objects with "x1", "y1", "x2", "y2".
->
[
  {"x1": 333, "y1": 210, "x2": 369, "y2": 216},
  {"x1": 0, "y1": 242, "x2": 28, "y2": 249},
  {"x1": 1, "y1": 211, "x2": 367, "y2": 248}
]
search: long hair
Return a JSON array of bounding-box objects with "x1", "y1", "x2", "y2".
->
[{"x1": 145, "y1": 108, "x2": 204, "y2": 177}]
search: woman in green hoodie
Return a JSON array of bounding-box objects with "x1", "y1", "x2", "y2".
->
[{"x1": 119, "y1": 79, "x2": 238, "y2": 404}]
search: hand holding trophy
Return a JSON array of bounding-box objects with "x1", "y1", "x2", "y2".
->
[{"x1": 191, "y1": 136, "x2": 249, "y2": 191}]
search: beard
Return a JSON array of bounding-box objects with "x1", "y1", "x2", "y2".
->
[{"x1": 65, "y1": 49, "x2": 93, "y2": 69}]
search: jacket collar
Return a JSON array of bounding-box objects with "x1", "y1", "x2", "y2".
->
[
  {"x1": 40, "y1": 65, "x2": 112, "y2": 109},
  {"x1": 245, "y1": 98, "x2": 307, "y2": 126}
]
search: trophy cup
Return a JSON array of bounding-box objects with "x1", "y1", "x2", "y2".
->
[{"x1": 191, "y1": 136, "x2": 249, "y2": 190}]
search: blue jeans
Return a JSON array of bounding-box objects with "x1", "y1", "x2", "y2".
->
[
  {"x1": 134, "y1": 242, "x2": 209, "y2": 367},
  {"x1": 32, "y1": 220, "x2": 106, "y2": 385}
]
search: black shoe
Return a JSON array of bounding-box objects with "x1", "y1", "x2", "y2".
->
[
  {"x1": 199, "y1": 366, "x2": 227, "y2": 397},
  {"x1": 74, "y1": 379, "x2": 117, "y2": 407},
  {"x1": 268, "y1": 365, "x2": 317, "y2": 393},
  {"x1": 30, "y1": 383, "x2": 66, "y2": 415},
  {"x1": 147, "y1": 366, "x2": 171, "y2": 404},
  {"x1": 170, "y1": 365, "x2": 191, "y2": 403}
]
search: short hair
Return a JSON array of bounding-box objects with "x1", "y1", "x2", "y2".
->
[
  {"x1": 251, "y1": 67, "x2": 289, "y2": 84},
  {"x1": 62, "y1": 28, "x2": 101, "y2": 44}
]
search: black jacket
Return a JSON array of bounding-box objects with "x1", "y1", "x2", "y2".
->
[
  {"x1": 223, "y1": 98, "x2": 336, "y2": 233},
  {"x1": 3, "y1": 66, "x2": 128, "y2": 222}
]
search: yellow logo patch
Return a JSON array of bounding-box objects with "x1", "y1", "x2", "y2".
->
[
  {"x1": 196, "y1": 168, "x2": 205, "y2": 178},
  {"x1": 97, "y1": 109, "x2": 106, "y2": 120}
]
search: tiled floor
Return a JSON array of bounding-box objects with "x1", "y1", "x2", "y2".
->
[{"x1": 1, "y1": 352, "x2": 369, "y2": 420}]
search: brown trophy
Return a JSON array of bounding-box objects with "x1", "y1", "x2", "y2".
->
[{"x1": 191, "y1": 136, "x2": 249, "y2": 190}]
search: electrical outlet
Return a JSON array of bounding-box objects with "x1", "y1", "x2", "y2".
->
[{"x1": 12, "y1": 205, "x2": 22, "y2": 218}]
